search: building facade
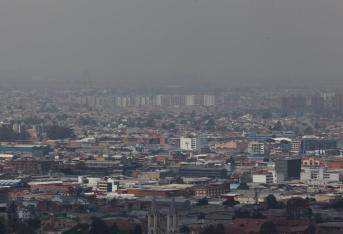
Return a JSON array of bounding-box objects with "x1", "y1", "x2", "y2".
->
[
  {"x1": 275, "y1": 158, "x2": 301, "y2": 182},
  {"x1": 147, "y1": 198, "x2": 178, "y2": 234}
]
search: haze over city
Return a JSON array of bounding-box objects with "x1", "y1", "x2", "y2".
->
[
  {"x1": 1, "y1": 1, "x2": 343, "y2": 234},
  {"x1": 0, "y1": 0, "x2": 342, "y2": 88}
]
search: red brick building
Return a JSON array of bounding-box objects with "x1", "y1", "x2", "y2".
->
[
  {"x1": 192, "y1": 182, "x2": 230, "y2": 198},
  {"x1": 119, "y1": 188, "x2": 188, "y2": 197},
  {"x1": 326, "y1": 157, "x2": 343, "y2": 170},
  {"x1": 30, "y1": 182, "x2": 73, "y2": 194}
]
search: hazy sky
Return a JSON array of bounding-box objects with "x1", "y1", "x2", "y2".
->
[{"x1": 0, "y1": 0, "x2": 343, "y2": 87}]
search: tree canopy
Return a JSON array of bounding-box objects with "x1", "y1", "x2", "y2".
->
[
  {"x1": 46, "y1": 125, "x2": 75, "y2": 140},
  {"x1": 201, "y1": 224, "x2": 225, "y2": 234},
  {"x1": 265, "y1": 194, "x2": 284, "y2": 209},
  {"x1": 89, "y1": 217, "x2": 110, "y2": 234},
  {"x1": 286, "y1": 197, "x2": 312, "y2": 219},
  {"x1": 0, "y1": 125, "x2": 30, "y2": 141},
  {"x1": 237, "y1": 182, "x2": 250, "y2": 190},
  {"x1": 223, "y1": 199, "x2": 240, "y2": 207},
  {"x1": 196, "y1": 197, "x2": 209, "y2": 206},
  {"x1": 260, "y1": 221, "x2": 278, "y2": 234}
]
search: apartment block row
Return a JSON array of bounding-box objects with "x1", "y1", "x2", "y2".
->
[{"x1": 79, "y1": 94, "x2": 217, "y2": 107}]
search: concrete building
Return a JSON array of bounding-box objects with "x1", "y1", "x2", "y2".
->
[
  {"x1": 290, "y1": 140, "x2": 301, "y2": 154},
  {"x1": 192, "y1": 182, "x2": 230, "y2": 198},
  {"x1": 0, "y1": 144, "x2": 51, "y2": 157},
  {"x1": 302, "y1": 157, "x2": 325, "y2": 167},
  {"x1": 97, "y1": 181, "x2": 117, "y2": 192},
  {"x1": 0, "y1": 190, "x2": 9, "y2": 221},
  {"x1": 301, "y1": 167, "x2": 340, "y2": 183},
  {"x1": 301, "y1": 138, "x2": 337, "y2": 154},
  {"x1": 252, "y1": 172, "x2": 275, "y2": 184},
  {"x1": 185, "y1": 95, "x2": 195, "y2": 106},
  {"x1": 147, "y1": 198, "x2": 178, "y2": 234},
  {"x1": 10, "y1": 159, "x2": 57, "y2": 175},
  {"x1": 203, "y1": 95, "x2": 215, "y2": 106},
  {"x1": 248, "y1": 142, "x2": 265, "y2": 155},
  {"x1": 180, "y1": 136, "x2": 202, "y2": 151},
  {"x1": 215, "y1": 140, "x2": 248, "y2": 152},
  {"x1": 326, "y1": 157, "x2": 343, "y2": 170},
  {"x1": 113, "y1": 94, "x2": 217, "y2": 107},
  {"x1": 281, "y1": 95, "x2": 306, "y2": 115},
  {"x1": 275, "y1": 158, "x2": 301, "y2": 182},
  {"x1": 171, "y1": 166, "x2": 228, "y2": 178},
  {"x1": 78, "y1": 176, "x2": 118, "y2": 192}
]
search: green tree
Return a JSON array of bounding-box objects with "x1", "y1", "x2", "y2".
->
[
  {"x1": 27, "y1": 218, "x2": 41, "y2": 230},
  {"x1": 167, "y1": 123, "x2": 176, "y2": 130},
  {"x1": 145, "y1": 119, "x2": 156, "y2": 128},
  {"x1": 63, "y1": 223, "x2": 89, "y2": 234},
  {"x1": 215, "y1": 224, "x2": 225, "y2": 234},
  {"x1": 171, "y1": 177, "x2": 184, "y2": 184},
  {"x1": 314, "y1": 213, "x2": 323, "y2": 223},
  {"x1": 179, "y1": 225, "x2": 190, "y2": 233},
  {"x1": 206, "y1": 119, "x2": 216, "y2": 130},
  {"x1": 260, "y1": 221, "x2": 278, "y2": 234},
  {"x1": 196, "y1": 197, "x2": 209, "y2": 206},
  {"x1": 46, "y1": 125, "x2": 75, "y2": 140},
  {"x1": 0, "y1": 125, "x2": 30, "y2": 141},
  {"x1": 108, "y1": 223, "x2": 118, "y2": 234},
  {"x1": 109, "y1": 198, "x2": 117, "y2": 207},
  {"x1": 237, "y1": 182, "x2": 250, "y2": 190},
  {"x1": 286, "y1": 197, "x2": 311, "y2": 219},
  {"x1": 13, "y1": 223, "x2": 35, "y2": 234},
  {"x1": 265, "y1": 194, "x2": 283, "y2": 209},
  {"x1": 0, "y1": 219, "x2": 7, "y2": 234},
  {"x1": 304, "y1": 126, "x2": 314, "y2": 135},
  {"x1": 90, "y1": 217, "x2": 110, "y2": 234},
  {"x1": 272, "y1": 121, "x2": 283, "y2": 131},
  {"x1": 201, "y1": 225, "x2": 216, "y2": 234},
  {"x1": 222, "y1": 199, "x2": 240, "y2": 207},
  {"x1": 197, "y1": 212, "x2": 206, "y2": 220},
  {"x1": 262, "y1": 111, "x2": 272, "y2": 119},
  {"x1": 131, "y1": 224, "x2": 142, "y2": 234},
  {"x1": 78, "y1": 116, "x2": 96, "y2": 126}
]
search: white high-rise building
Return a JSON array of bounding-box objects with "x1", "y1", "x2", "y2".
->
[
  {"x1": 155, "y1": 95, "x2": 162, "y2": 106},
  {"x1": 203, "y1": 95, "x2": 215, "y2": 106},
  {"x1": 180, "y1": 136, "x2": 202, "y2": 151},
  {"x1": 185, "y1": 95, "x2": 194, "y2": 106}
]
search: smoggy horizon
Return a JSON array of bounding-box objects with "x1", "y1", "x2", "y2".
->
[{"x1": 0, "y1": 1, "x2": 342, "y2": 89}]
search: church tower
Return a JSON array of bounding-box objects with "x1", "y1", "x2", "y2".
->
[
  {"x1": 147, "y1": 197, "x2": 158, "y2": 234},
  {"x1": 167, "y1": 197, "x2": 178, "y2": 234}
]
